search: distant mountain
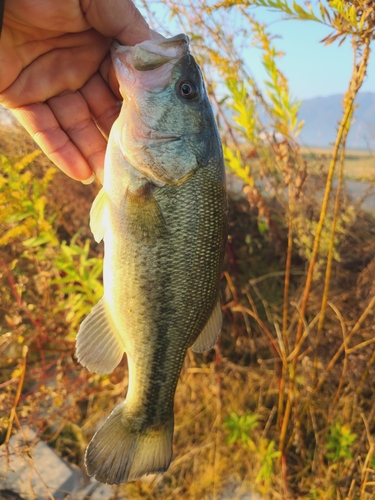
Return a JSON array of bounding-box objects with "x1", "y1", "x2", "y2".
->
[{"x1": 298, "y1": 92, "x2": 375, "y2": 150}]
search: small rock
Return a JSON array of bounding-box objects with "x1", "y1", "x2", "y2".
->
[{"x1": 0, "y1": 427, "x2": 83, "y2": 499}]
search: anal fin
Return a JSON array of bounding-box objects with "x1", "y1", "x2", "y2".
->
[
  {"x1": 191, "y1": 299, "x2": 222, "y2": 353},
  {"x1": 76, "y1": 297, "x2": 125, "y2": 374}
]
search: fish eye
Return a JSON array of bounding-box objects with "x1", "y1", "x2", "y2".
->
[{"x1": 178, "y1": 80, "x2": 199, "y2": 100}]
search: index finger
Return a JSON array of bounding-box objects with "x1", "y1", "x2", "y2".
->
[{"x1": 81, "y1": 0, "x2": 151, "y2": 45}]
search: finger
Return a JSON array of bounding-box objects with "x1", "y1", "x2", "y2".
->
[
  {"x1": 81, "y1": 0, "x2": 151, "y2": 45},
  {"x1": 99, "y1": 52, "x2": 122, "y2": 101},
  {"x1": 0, "y1": 30, "x2": 110, "y2": 108},
  {"x1": 47, "y1": 91, "x2": 107, "y2": 181},
  {"x1": 12, "y1": 103, "x2": 93, "y2": 182},
  {"x1": 81, "y1": 72, "x2": 121, "y2": 138}
]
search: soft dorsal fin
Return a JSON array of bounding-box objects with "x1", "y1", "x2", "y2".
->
[
  {"x1": 76, "y1": 297, "x2": 125, "y2": 374},
  {"x1": 191, "y1": 299, "x2": 222, "y2": 353},
  {"x1": 124, "y1": 184, "x2": 167, "y2": 241},
  {"x1": 90, "y1": 188, "x2": 109, "y2": 243}
]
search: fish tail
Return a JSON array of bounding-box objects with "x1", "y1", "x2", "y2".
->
[{"x1": 85, "y1": 402, "x2": 174, "y2": 484}]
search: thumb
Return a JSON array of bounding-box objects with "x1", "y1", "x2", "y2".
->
[{"x1": 81, "y1": 0, "x2": 151, "y2": 45}]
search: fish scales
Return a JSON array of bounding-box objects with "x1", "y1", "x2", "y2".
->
[
  {"x1": 76, "y1": 33, "x2": 228, "y2": 484},
  {"x1": 108, "y1": 158, "x2": 226, "y2": 424}
]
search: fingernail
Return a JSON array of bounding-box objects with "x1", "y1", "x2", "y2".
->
[{"x1": 81, "y1": 173, "x2": 95, "y2": 185}]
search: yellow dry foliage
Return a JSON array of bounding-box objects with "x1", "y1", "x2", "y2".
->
[{"x1": 0, "y1": 151, "x2": 57, "y2": 248}]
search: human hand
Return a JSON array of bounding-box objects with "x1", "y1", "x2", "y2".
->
[{"x1": 0, "y1": 0, "x2": 151, "y2": 182}]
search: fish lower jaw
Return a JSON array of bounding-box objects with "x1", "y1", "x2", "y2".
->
[
  {"x1": 125, "y1": 117, "x2": 182, "y2": 143},
  {"x1": 132, "y1": 127, "x2": 181, "y2": 143}
]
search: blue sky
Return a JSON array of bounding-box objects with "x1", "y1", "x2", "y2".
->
[
  {"x1": 250, "y1": 7, "x2": 375, "y2": 100},
  {"x1": 140, "y1": 2, "x2": 375, "y2": 101}
]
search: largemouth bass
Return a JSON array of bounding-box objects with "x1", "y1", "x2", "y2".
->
[{"x1": 76, "y1": 33, "x2": 228, "y2": 485}]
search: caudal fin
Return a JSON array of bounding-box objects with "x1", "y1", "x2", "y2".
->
[{"x1": 85, "y1": 402, "x2": 174, "y2": 484}]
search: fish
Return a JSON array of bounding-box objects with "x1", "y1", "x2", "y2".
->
[{"x1": 76, "y1": 33, "x2": 228, "y2": 485}]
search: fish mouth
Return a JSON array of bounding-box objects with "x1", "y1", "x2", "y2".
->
[{"x1": 112, "y1": 34, "x2": 189, "y2": 72}]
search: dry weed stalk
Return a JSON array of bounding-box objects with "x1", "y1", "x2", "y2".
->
[
  {"x1": 279, "y1": 34, "x2": 372, "y2": 459},
  {"x1": 1, "y1": 1, "x2": 375, "y2": 498}
]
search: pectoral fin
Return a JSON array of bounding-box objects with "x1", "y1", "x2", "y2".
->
[
  {"x1": 76, "y1": 298, "x2": 125, "y2": 374},
  {"x1": 124, "y1": 184, "x2": 167, "y2": 241},
  {"x1": 90, "y1": 188, "x2": 109, "y2": 243},
  {"x1": 191, "y1": 300, "x2": 222, "y2": 353}
]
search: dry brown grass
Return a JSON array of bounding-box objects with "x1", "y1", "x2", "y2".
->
[
  {"x1": 2, "y1": 123, "x2": 375, "y2": 499},
  {"x1": 301, "y1": 147, "x2": 375, "y2": 183}
]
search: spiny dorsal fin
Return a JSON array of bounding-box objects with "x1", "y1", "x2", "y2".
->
[
  {"x1": 76, "y1": 297, "x2": 125, "y2": 374},
  {"x1": 90, "y1": 188, "x2": 109, "y2": 243},
  {"x1": 191, "y1": 299, "x2": 222, "y2": 353},
  {"x1": 124, "y1": 184, "x2": 167, "y2": 241}
]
